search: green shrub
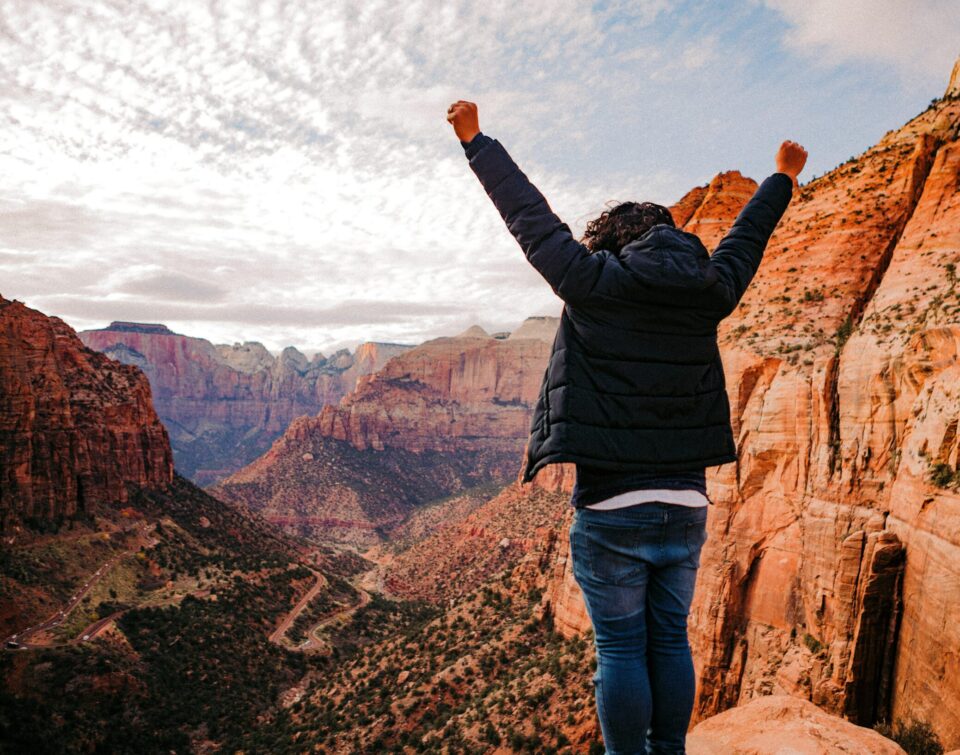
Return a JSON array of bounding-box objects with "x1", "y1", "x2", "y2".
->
[
  {"x1": 802, "y1": 633, "x2": 824, "y2": 654},
  {"x1": 835, "y1": 315, "x2": 854, "y2": 351},
  {"x1": 874, "y1": 718, "x2": 943, "y2": 755},
  {"x1": 928, "y1": 461, "x2": 960, "y2": 488}
]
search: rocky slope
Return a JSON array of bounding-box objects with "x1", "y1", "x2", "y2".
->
[
  {"x1": 536, "y1": 58, "x2": 960, "y2": 748},
  {"x1": 0, "y1": 298, "x2": 173, "y2": 532},
  {"x1": 79, "y1": 322, "x2": 410, "y2": 484},
  {"x1": 211, "y1": 320, "x2": 556, "y2": 545},
  {"x1": 239, "y1": 479, "x2": 906, "y2": 754},
  {"x1": 0, "y1": 299, "x2": 380, "y2": 752},
  {"x1": 380, "y1": 482, "x2": 566, "y2": 603},
  {"x1": 0, "y1": 469, "x2": 380, "y2": 752}
]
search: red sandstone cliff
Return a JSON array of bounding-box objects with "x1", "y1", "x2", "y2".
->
[
  {"x1": 311, "y1": 322, "x2": 555, "y2": 454},
  {"x1": 211, "y1": 321, "x2": 556, "y2": 545},
  {"x1": 79, "y1": 322, "x2": 410, "y2": 484},
  {"x1": 537, "y1": 60, "x2": 960, "y2": 747},
  {"x1": 0, "y1": 298, "x2": 173, "y2": 531}
]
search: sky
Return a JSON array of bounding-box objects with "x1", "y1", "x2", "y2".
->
[{"x1": 0, "y1": 0, "x2": 957, "y2": 357}]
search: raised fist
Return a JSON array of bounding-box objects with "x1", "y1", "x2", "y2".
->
[
  {"x1": 776, "y1": 140, "x2": 808, "y2": 187},
  {"x1": 446, "y1": 100, "x2": 480, "y2": 143}
]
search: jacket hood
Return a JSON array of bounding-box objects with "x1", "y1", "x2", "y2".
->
[{"x1": 616, "y1": 223, "x2": 719, "y2": 292}]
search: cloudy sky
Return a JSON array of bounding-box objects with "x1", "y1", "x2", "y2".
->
[{"x1": 1, "y1": 0, "x2": 957, "y2": 356}]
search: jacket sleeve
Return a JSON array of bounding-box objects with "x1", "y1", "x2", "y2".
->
[
  {"x1": 709, "y1": 172, "x2": 793, "y2": 315},
  {"x1": 463, "y1": 134, "x2": 604, "y2": 305}
]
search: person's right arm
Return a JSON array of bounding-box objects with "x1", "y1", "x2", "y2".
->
[{"x1": 709, "y1": 139, "x2": 807, "y2": 315}]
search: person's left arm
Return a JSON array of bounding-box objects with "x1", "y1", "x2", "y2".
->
[{"x1": 447, "y1": 100, "x2": 604, "y2": 306}]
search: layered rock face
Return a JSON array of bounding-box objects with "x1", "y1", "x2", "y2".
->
[
  {"x1": 0, "y1": 298, "x2": 173, "y2": 531},
  {"x1": 311, "y1": 323, "x2": 553, "y2": 454},
  {"x1": 540, "y1": 64, "x2": 960, "y2": 748},
  {"x1": 212, "y1": 320, "x2": 557, "y2": 544},
  {"x1": 80, "y1": 322, "x2": 409, "y2": 484}
]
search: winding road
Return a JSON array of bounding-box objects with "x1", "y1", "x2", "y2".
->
[
  {"x1": 269, "y1": 568, "x2": 327, "y2": 644},
  {"x1": 5, "y1": 531, "x2": 378, "y2": 657},
  {"x1": 267, "y1": 566, "x2": 374, "y2": 652},
  {"x1": 3, "y1": 523, "x2": 154, "y2": 650}
]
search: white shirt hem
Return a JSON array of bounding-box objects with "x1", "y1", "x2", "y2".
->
[{"x1": 583, "y1": 488, "x2": 709, "y2": 509}]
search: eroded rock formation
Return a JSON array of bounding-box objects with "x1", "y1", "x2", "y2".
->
[
  {"x1": 211, "y1": 318, "x2": 557, "y2": 544},
  {"x1": 79, "y1": 322, "x2": 409, "y2": 483},
  {"x1": 0, "y1": 299, "x2": 173, "y2": 531},
  {"x1": 312, "y1": 325, "x2": 553, "y2": 454}
]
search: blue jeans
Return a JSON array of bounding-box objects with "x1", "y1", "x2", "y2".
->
[{"x1": 569, "y1": 502, "x2": 708, "y2": 755}]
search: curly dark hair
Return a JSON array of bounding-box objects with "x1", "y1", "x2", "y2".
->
[{"x1": 581, "y1": 201, "x2": 675, "y2": 254}]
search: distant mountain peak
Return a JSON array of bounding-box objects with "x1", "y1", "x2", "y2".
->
[
  {"x1": 507, "y1": 316, "x2": 559, "y2": 343},
  {"x1": 215, "y1": 341, "x2": 274, "y2": 373},
  {"x1": 98, "y1": 321, "x2": 177, "y2": 335},
  {"x1": 947, "y1": 55, "x2": 960, "y2": 98},
  {"x1": 456, "y1": 324, "x2": 491, "y2": 339}
]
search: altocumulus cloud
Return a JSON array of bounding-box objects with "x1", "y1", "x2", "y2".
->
[
  {"x1": 118, "y1": 272, "x2": 229, "y2": 302},
  {"x1": 0, "y1": 0, "x2": 956, "y2": 353}
]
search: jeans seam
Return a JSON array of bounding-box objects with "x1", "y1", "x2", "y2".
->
[
  {"x1": 594, "y1": 668, "x2": 604, "y2": 743},
  {"x1": 684, "y1": 519, "x2": 708, "y2": 567},
  {"x1": 593, "y1": 666, "x2": 619, "y2": 755}
]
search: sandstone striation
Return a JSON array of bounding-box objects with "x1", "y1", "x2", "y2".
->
[
  {"x1": 212, "y1": 318, "x2": 558, "y2": 544},
  {"x1": 0, "y1": 299, "x2": 173, "y2": 532},
  {"x1": 80, "y1": 322, "x2": 409, "y2": 484},
  {"x1": 312, "y1": 326, "x2": 554, "y2": 454}
]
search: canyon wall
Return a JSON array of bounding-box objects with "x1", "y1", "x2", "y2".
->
[
  {"x1": 540, "y1": 68, "x2": 960, "y2": 747},
  {"x1": 311, "y1": 321, "x2": 556, "y2": 454},
  {"x1": 0, "y1": 298, "x2": 173, "y2": 532},
  {"x1": 80, "y1": 322, "x2": 409, "y2": 484},
  {"x1": 211, "y1": 321, "x2": 557, "y2": 545}
]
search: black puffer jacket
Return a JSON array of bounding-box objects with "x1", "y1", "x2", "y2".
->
[{"x1": 462, "y1": 133, "x2": 793, "y2": 484}]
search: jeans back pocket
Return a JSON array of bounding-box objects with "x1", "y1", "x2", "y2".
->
[{"x1": 583, "y1": 522, "x2": 646, "y2": 585}]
